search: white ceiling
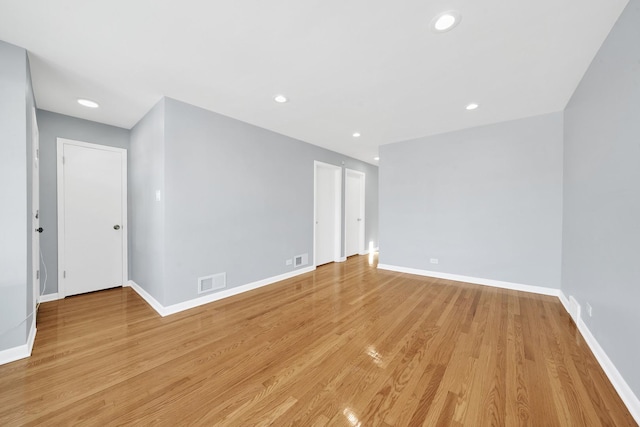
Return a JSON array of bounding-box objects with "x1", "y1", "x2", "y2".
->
[{"x1": 0, "y1": 0, "x2": 628, "y2": 164}]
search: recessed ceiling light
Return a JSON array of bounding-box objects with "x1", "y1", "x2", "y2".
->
[
  {"x1": 274, "y1": 94, "x2": 288, "y2": 103},
  {"x1": 352, "y1": 132, "x2": 361, "y2": 138},
  {"x1": 466, "y1": 103, "x2": 479, "y2": 110},
  {"x1": 431, "y1": 11, "x2": 461, "y2": 32},
  {"x1": 77, "y1": 98, "x2": 99, "y2": 108},
  {"x1": 374, "y1": 157, "x2": 380, "y2": 161}
]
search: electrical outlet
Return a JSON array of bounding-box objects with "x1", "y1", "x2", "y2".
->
[
  {"x1": 586, "y1": 302, "x2": 593, "y2": 317},
  {"x1": 285, "y1": 259, "x2": 292, "y2": 266},
  {"x1": 430, "y1": 258, "x2": 439, "y2": 264}
]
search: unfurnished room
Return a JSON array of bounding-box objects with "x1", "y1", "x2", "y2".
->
[{"x1": 0, "y1": 0, "x2": 639, "y2": 425}]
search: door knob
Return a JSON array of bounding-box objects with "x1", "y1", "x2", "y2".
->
[
  {"x1": 113, "y1": 225, "x2": 120, "y2": 230},
  {"x1": 36, "y1": 227, "x2": 43, "y2": 233}
]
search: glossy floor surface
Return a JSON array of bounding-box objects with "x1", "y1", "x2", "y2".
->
[{"x1": 0, "y1": 255, "x2": 635, "y2": 426}]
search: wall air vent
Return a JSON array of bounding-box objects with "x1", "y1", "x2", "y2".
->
[
  {"x1": 198, "y1": 273, "x2": 226, "y2": 294},
  {"x1": 294, "y1": 253, "x2": 309, "y2": 268}
]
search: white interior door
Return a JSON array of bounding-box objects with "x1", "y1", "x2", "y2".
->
[
  {"x1": 345, "y1": 169, "x2": 365, "y2": 257},
  {"x1": 57, "y1": 139, "x2": 127, "y2": 297},
  {"x1": 31, "y1": 108, "x2": 40, "y2": 307},
  {"x1": 314, "y1": 162, "x2": 341, "y2": 266}
]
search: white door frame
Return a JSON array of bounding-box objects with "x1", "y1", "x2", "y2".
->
[
  {"x1": 345, "y1": 168, "x2": 366, "y2": 256},
  {"x1": 56, "y1": 138, "x2": 128, "y2": 298},
  {"x1": 313, "y1": 161, "x2": 342, "y2": 266},
  {"x1": 31, "y1": 108, "x2": 40, "y2": 307}
]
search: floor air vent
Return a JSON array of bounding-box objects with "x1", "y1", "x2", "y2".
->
[{"x1": 198, "y1": 273, "x2": 226, "y2": 294}]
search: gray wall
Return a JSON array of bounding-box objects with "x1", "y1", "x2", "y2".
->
[
  {"x1": 130, "y1": 99, "x2": 166, "y2": 304},
  {"x1": 0, "y1": 41, "x2": 31, "y2": 351},
  {"x1": 562, "y1": 0, "x2": 640, "y2": 396},
  {"x1": 379, "y1": 112, "x2": 564, "y2": 289},
  {"x1": 133, "y1": 97, "x2": 378, "y2": 306},
  {"x1": 36, "y1": 110, "x2": 130, "y2": 295}
]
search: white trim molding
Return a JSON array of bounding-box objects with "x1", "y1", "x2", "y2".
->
[
  {"x1": 0, "y1": 321, "x2": 36, "y2": 366},
  {"x1": 559, "y1": 293, "x2": 640, "y2": 424},
  {"x1": 559, "y1": 291, "x2": 583, "y2": 329},
  {"x1": 128, "y1": 266, "x2": 316, "y2": 317},
  {"x1": 559, "y1": 290, "x2": 572, "y2": 317},
  {"x1": 39, "y1": 293, "x2": 61, "y2": 303},
  {"x1": 577, "y1": 317, "x2": 640, "y2": 423},
  {"x1": 126, "y1": 281, "x2": 165, "y2": 315},
  {"x1": 360, "y1": 247, "x2": 379, "y2": 256},
  {"x1": 377, "y1": 264, "x2": 560, "y2": 296}
]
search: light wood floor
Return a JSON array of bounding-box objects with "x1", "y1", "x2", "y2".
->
[{"x1": 0, "y1": 255, "x2": 635, "y2": 426}]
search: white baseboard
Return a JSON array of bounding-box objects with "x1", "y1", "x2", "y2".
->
[
  {"x1": 39, "y1": 293, "x2": 60, "y2": 303},
  {"x1": 559, "y1": 290, "x2": 571, "y2": 317},
  {"x1": 336, "y1": 257, "x2": 347, "y2": 262},
  {"x1": 558, "y1": 294, "x2": 640, "y2": 424},
  {"x1": 125, "y1": 281, "x2": 166, "y2": 316},
  {"x1": 570, "y1": 296, "x2": 581, "y2": 320},
  {"x1": 377, "y1": 264, "x2": 560, "y2": 297},
  {"x1": 26, "y1": 321, "x2": 36, "y2": 354},
  {"x1": 128, "y1": 266, "x2": 316, "y2": 317},
  {"x1": 359, "y1": 247, "x2": 380, "y2": 256},
  {"x1": 0, "y1": 320, "x2": 37, "y2": 366}
]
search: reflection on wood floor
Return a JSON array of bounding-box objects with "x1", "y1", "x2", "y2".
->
[{"x1": 0, "y1": 255, "x2": 635, "y2": 425}]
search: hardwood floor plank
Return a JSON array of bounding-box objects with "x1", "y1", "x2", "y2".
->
[
  {"x1": 404, "y1": 364, "x2": 447, "y2": 426},
  {"x1": 505, "y1": 310, "x2": 531, "y2": 426},
  {"x1": 0, "y1": 255, "x2": 635, "y2": 426}
]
